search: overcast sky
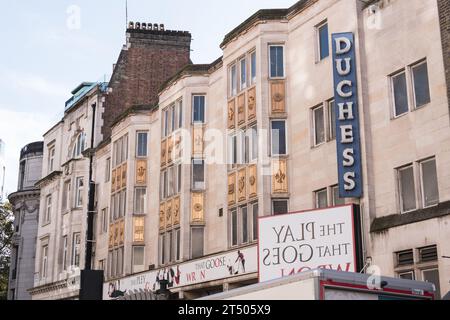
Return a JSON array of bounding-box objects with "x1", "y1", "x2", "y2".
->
[{"x1": 0, "y1": 0, "x2": 297, "y2": 197}]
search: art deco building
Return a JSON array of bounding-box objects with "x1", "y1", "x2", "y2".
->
[
  {"x1": 31, "y1": 0, "x2": 450, "y2": 300},
  {"x1": 8, "y1": 142, "x2": 43, "y2": 300}
]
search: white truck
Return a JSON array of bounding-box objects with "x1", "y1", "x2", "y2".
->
[{"x1": 199, "y1": 269, "x2": 436, "y2": 300}]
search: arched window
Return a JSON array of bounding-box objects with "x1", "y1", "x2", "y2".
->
[{"x1": 72, "y1": 132, "x2": 86, "y2": 158}]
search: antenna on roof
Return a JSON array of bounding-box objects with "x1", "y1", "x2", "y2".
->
[{"x1": 125, "y1": 0, "x2": 128, "y2": 29}]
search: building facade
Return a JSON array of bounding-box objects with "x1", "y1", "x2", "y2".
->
[
  {"x1": 0, "y1": 139, "x2": 5, "y2": 201},
  {"x1": 30, "y1": 0, "x2": 450, "y2": 300},
  {"x1": 7, "y1": 142, "x2": 44, "y2": 300}
]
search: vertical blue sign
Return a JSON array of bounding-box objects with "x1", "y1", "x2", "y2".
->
[{"x1": 332, "y1": 33, "x2": 363, "y2": 198}]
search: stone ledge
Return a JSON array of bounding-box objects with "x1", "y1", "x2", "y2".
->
[{"x1": 370, "y1": 200, "x2": 450, "y2": 233}]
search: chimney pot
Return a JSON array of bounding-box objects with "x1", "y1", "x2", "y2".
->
[
  {"x1": 153, "y1": 23, "x2": 159, "y2": 30},
  {"x1": 136, "y1": 22, "x2": 141, "y2": 29},
  {"x1": 148, "y1": 23, "x2": 153, "y2": 30},
  {"x1": 160, "y1": 24, "x2": 165, "y2": 31},
  {"x1": 128, "y1": 21, "x2": 134, "y2": 29},
  {"x1": 142, "y1": 23, "x2": 147, "y2": 30}
]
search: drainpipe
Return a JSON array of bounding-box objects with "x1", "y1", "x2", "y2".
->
[{"x1": 84, "y1": 102, "x2": 97, "y2": 270}]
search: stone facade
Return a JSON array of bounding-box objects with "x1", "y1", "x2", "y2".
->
[
  {"x1": 29, "y1": 0, "x2": 450, "y2": 300},
  {"x1": 8, "y1": 142, "x2": 43, "y2": 300}
]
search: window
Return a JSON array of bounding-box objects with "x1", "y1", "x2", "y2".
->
[
  {"x1": 105, "y1": 158, "x2": 111, "y2": 183},
  {"x1": 250, "y1": 51, "x2": 257, "y2": 85},
  {"x1": 117, "y1": 247, "x2": 124, "y2": 276},
  {"x1": 161, "y1": 170, "x2": 168, "y2": 200},
  {"x1": 396, "y1": 249, "x2": 414, "y2": 266},
  {"x1": 44, "y1": 194, "x2": 52, "y2": 224},
  {"x1": 136, "y1": 132, "x2": 148, "y2": 157},
  {"x1": 252, "y1": 203, "x2": 259, "y2": 241},
  {"x1": 113, "y1": 135, "x2": 128, "y2": 166},
  {"x1": 162, "y1": 109, "x2": 169, "y2": 138},
  {"x1": 420, "y1": 158, "x2": 439, "y2": 207},
  {"x1": 328, "y1": 99, "x2": 336, "y2": 140},
  {"x1": 317, "y1": 21, "x2": 329, "y2": 61},
  {"x1": 398, "y1": 271, "x2": 415, "y2": 280},
  {"x1": 72, "y1": 132, "x2": 86, "y2": 158},
  {"x1": 250, "y1": 125, "x2": 258, "y2": 162},
  {"x1": 412, "y1": 61, "x2": 431, "y2": 108},
  {"x1": 191, "y1": 227, "x2": 204, "y2": 259},
  {"x1": 177, "y1": 164, "x2": 182, "y2": 193},
  {"x1": 240, "y1": 130, "x2": 249, "y2": 165},
  {"x1": 315, "y1": 189, "x2": 328, "y2": 209},
  {"x1": 48, "y1": 146, "x2": 55, "y2": 173},
  {"x1": 229, "y1": 134, "x2": 238, "y2": 167},
  {"x1": 193, "y1": 95, "x2": 205, "y2": 123},
  {"x1": 72, "y1": 233, "x2": 81, "y2": 267},
  {"x1": 132, "y1": 246, "x2": 145, "y2": 274},
  {"x1": 168, "y1": 166, "x2": 176, "y2": 197},
  {"x1": 134, "y1": 187, "x2": 147, "y2": 214},
  {"x1": 331, "y1": 185, "x2": 345, "y2": 206},
  {"x1": 272, "y1": 199, "x2": 289, "y2": 215},
  {"x1": 75, "y1": 177, "x2": 84, "y2": 208},
  {"x1": 192, "y1": 159, "x2": 205, "y2": 190},
  {"x1": 240, "y1": 206, "x2": 249, "y2": 244},
  {"x1": 240, "y1": 58, "x2": 247, "y2": 91},
  {"x1": 419, "y1": 245, "x2": 438, "y2": 263},
  {"x1": 230, "y1": 64, "x2": 237, "y2": 96},
  {"x1": 175, "y1": 229, "x2": 181, "y2": 262},
  {"x1": 313, "y1": 105, "x2": 325, "y2": 146},
  {"x1": 163, "y1": 232, "x2": 172, "y2": 264},
  {"x1": 41, "y1": 245, "x2": 48, "y2": 279},
  {"x1": 398, "y1": 165, "x2": 416, "y2": 213},
  {"x1": 159, "y1": 234, "x2": 165, "y2": 265},
  {"x1": 18, "y1": 161, "x2": 25, "y2": 190},
  {"x1": 391, "y1": 71, "x2": 409, "y2": 117},
  {"x1": 120, "y1": 189, "x2": 126, "y2": 218},
  {"x1": 101, "y1": 208, "x2": 108, "y2": 234},
  {"x1": 271, "y1": 120, "x2": 287, "y2": 156},
  {"x1": 422, "y1": 269, "x2": 441, "y2": 299},
  {"x1": 62, "y1": 236, "x2": 68, "y2": 271},
  {"x1": 176, "y1": 100, "x2": 183, "y2": 130},
  {"x1": 230, "y1": 209, "x2": 238, "y2": 247},
  {"x1": 93, "y1": 213, "x2": 98, "y2": 241},
  {"x1": 98, "y1": 259, "x2": 105, "y2": 271},
  {"x1": 62, "y1": 181, "x2": 71, "y2": 211},
  {"x1": 269, "y1": 45, "x2": 284, "y2": 78}
]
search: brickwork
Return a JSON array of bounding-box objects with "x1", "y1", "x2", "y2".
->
[{"x1": 437, "y1": 0, "x2": 450, "y2": 115}]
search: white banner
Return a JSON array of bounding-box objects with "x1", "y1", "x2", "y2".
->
[
  {"x1": 258, "y1": 205, "x2": 357, "y2": 283},
  {"x1": 104, "y1": 245, "x2": 257, "y2": 300}
]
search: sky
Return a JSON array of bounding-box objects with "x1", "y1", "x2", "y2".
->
[{"x1": 0, "y1": 0, "x2": 297, "y2": 198}]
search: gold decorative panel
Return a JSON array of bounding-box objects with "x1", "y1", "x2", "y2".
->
[
  {"x1": 161, "y1": 139, "x2": 167, "y2": 167},
  {"x1": 159, "y1": 203, "x2": 166, "y2": 231},
  {"x1": 271, "y1": 80, "x2": 286, "y2": 114},
  {"x1": 121, "y1": 163, "x2": 127, "y2": 188},
  {"x1": 174, "y1": 133, "x2": 183, "y2": 162},
  {"x1": 167, "y1": 137, "x2": 174, "y2": 164},
  {"x1": 108, "y1": 225, "x2": 114, "y2": 249},
  {"x1": 228, "y1": 173, "x2": 236, "y2": 206},
  {"x1": 192, "y1": 126, "x2": 204, "y2": 156},
  {"x1": 166, "y1": 199, "x2": 173, "y2": 228},
  {"x1": 173, "y1": 196, "x2": 181, "y2": 226},
  {"x1": 238, "y1": 168, "x2": 246, "y2": 202},
  {"x1": 238, "y1": 93, "x2": 246, "y2": 125},
  {"x1": 111, "y1": 169, "x2": 116, "y2": 192},
  {"x1": 247, "y1": 87, "x2": 256, "y2": 121},
  {"x1": 119, "y1": 220, "x2": 125, "y2": 246},
  {"x1": 116, "y1": 166, "x2": 122, "y2": 191},
  {"x1": 191, "y1": 192, "x2": 204, "y2": 223},
  {"x1": 272, "y1": 159, "x2": 288, "y2": 194},
  {"x1": 248, "y1": 164, "x2": 257, "y2": 198},
  {"x1": 133, "y1": 217, "x2": 145, "y2": 243},
  {"x1": 228, "y1": 99, "x2": 236, "y2": 129},
  {"x1": 136, "y1": 160, "x2": 147, "y2": 184},
  {"x1": 114, "y1": 223, "x2": 119, "y2": 247}
]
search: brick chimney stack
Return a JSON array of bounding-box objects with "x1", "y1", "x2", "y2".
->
[{"x1": 101, "y1": 23, "x2": 192, "y2": 140}]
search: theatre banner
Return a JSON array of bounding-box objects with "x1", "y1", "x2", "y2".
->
[{"x1": 332, "y1": 32, "x2": 363, "y2": 198}]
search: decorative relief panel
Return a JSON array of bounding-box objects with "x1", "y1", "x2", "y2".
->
[
  {"x1": 133, "y1": 217, "x2": 145, "y2": 243},
  {"x1": 113, "y1": 223, "x2": 119, "y2": 247},
  {"x1": 271, "y1": 80, "x2": 286, "y2": 114},
  {"x1": 228, "y1": 99, "x2": 236, "y2": 130},
  {"x1": 116, "y1": 166, "x2": 122, "y2": 191},
  {"x1": 136, "y1": 160, "x2": 147, "y2": 185},
  {"x1": 111, "y1": 169, "x2": 116, "y2": 192},
  {"x1": 173, "y1": 196, "x2": 181, "y2": 226},
  {"x1": 191, "y1": 192, "x2": 204, "y2": 223},
  {"x1": 248, "y1": 164, "x2": 257, "y2": 198},
  {"x1": 247, "y1": 87, "x2": 256, "y2": 121},
  {"x1": 119, "y1": 220, "x2": 125, "y2": 246},
  {"x1": 238, "y1": 93, "x2": 246, "y2": 125},
  {"x1": 228, "y1": 173, "x2": 236, "y2": 206},
  {"x1": 167, "y1": 137, "x2": 174, "y2": 164},
  {"x1": 192, "y1": 126, "x2": 204, "y2": 156},
  {"x1": 174, "y1": 133, "x2": 183, "y2": 162},
  {"x1": 161, "y1": 139, "x2": 167, "y2": 167},
  {"x1": 159, "y1": 203, "x2": 166, "y2": 231},
  {"x1": 108, "y1": 225, "x2": 114, "y2": 249},
  {"x1": 166, "y1": 199, "x2": 173, "y2": 229},
  {"x1": 238, "y1": 168, "x2": 247, "y2": 202},
  {"x1": 272, "y1": 159, "x2": 288, "y2": 194},
  {"x1": 121, "y1": 163, "x2": 127, "y2": 188}
]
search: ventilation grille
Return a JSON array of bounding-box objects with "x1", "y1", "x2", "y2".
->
[
  {"x1": 397, "y1": 250, "x2": 414, "y2": 266},
  {"x1": 419, "y1": 245, "x2": 438, "y2": 263}
]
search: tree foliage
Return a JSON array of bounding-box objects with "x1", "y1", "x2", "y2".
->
[{"x1": 0, "y1": 202, "x2": 13, "y2": 300}]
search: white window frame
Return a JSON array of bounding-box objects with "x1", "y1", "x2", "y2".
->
[
  {"x1": 134, "y1": 187, "x2": 147, "y2": 215},
  {"x1": 41, "y1": 245, "x2": 48, "y2": 280},
  {"x1": 62, "y1": 236, "x2": 68, "y2": 271},
  {"x1": 191, "y1": 159, "x2": 205, "y2": 191},
  {"x1": 192, "y1": 95, "x2": 206, "y2": 124},
  {"x1": 44, "y1": 194, "x2": 52, "y2": 225},
  {"x1": 229, "y1": 64, "x2": 238, "y2": 97},
  {"x1": 328, "y1": 99, "x2": 336, "y2": 141},
  {"x1": 48, "y1": 145, "x2": 55, "y2": 173},
  {"x1": 315, "y1": 188, "x2": 328, "y2": 209},
  {"x1": 410, "y1": 59, "x2": 431, "y2": 110},
  {"x1": 268, "y1": 44, "x2": 285, "y2": 79},
  {"x1": 71, "y1": 233, "x2": 81, "y2": 267},
  {"x1": 105, "y1": 157, "x2": 111, "y2": 183},
  {"x1": 250, "y1": 51, "x2": 257, "y2": 85},
  {"x1": 136, "y1": 131, "x2": 148, "y2": 158},
  {"x1": 397, "y1": 165, "x2": 417, "y2": 214},
  {"x1": 75, "y1": 177, "x2": 84, "y2": 208},
  {"x1": 390, "y1": 69, "x2": 409, "y2": 118},
  {"x1": 315, "y1": 20, "x2": 329, "y2": 62},
  {"x1": 270, "y1": 119, "x2": 288, "y2": 156},
  {"x1": 239, "y1": 57, "x2": 247, "y2": 91},
  {"x1": 312, "y1": 104, "x2": 326, "y2": 147},
  {"x1": 419, "y1": 157, "x2": 439, "y2": 209}
]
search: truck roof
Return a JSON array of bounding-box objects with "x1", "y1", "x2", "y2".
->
[{"x1": 199, "y1": 269, "x2": 435, "y2": 300}]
